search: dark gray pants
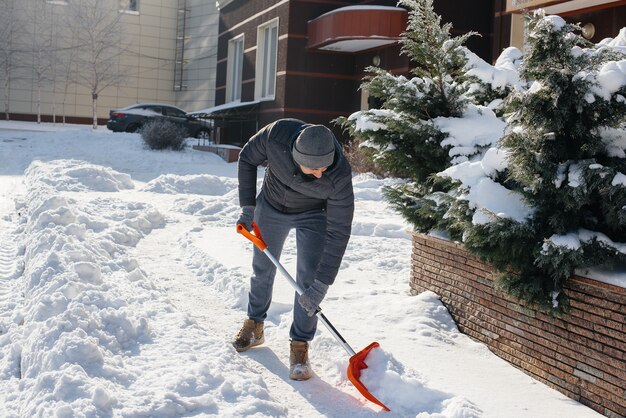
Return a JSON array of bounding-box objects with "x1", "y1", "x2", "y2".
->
[{"x1": 248, "y1": 194, "x2": 326, "y2": 341}]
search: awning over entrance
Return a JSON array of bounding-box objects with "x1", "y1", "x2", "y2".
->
[{"x1": 307, "y1": 6, "x2": 408, "y2": 53}]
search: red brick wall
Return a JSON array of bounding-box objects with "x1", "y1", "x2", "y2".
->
[{"x1": 410, "y1": 233, "x2": 626, "y2": 418}]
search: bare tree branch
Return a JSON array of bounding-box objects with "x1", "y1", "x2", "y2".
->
[
  {"x1": 65, "y1": 0, "x2": 130, "y2": 128},
  {"x1": 0, "y1": 0, "x2": 25, "y2": 120}
]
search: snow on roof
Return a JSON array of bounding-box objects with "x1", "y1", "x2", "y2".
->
[
  {"x1": 190, "y1": 99, "x2": 261, "y2": 115},
  {"x1": 318, "y1": 38, "x2": 399, "y2": 53}
]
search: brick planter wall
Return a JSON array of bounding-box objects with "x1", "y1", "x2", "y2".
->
[{"x1": 410, "y1": 233, "x2": 626, "y2": 418}]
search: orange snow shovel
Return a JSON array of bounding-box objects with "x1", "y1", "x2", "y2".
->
[{"x1": 237, "y1": 222, "x2": 390, "y2": 412}]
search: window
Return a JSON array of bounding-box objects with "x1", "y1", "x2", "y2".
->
[
  {"x1": 142, "y1": 106, "x2": 162, "y2": 115},
  {"x1": 120, "y1": 0, "x2": 138, "y2": 12},
  {"x1": 162, "y1": 106, "x2": 186, "y2": 118},
  {"x1": 255, "y1": 19, "x2": 278, "y2": 100},
  {"x1": 226, "y1": 35, "x2": 244, "y2": 102}
]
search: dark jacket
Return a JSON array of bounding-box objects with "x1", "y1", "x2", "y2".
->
[{"x1": 238, "y1": 118, "x2": 354, "y2": 285}]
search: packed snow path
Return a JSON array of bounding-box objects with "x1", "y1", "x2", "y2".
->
[
  {"x1": 0, "y1": 126, "x2": 604, "y2": 417},
  {"x1": 131, "y1": 206, "x2": 358, "y2": 416}
]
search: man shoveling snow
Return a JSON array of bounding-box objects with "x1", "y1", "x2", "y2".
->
[{"x1": 233, "y1": 119, "x2": 354, "y2": 381}]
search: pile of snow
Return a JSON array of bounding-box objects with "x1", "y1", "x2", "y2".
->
[
  {"x1": 1, "y1": 160, "x2": 289, "y2": 416},
  {"x1": 26, "y1": 159, "x2": 134, "y2": 192}
]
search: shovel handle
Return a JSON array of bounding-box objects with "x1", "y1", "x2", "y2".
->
[
  {"x1": 236, "y1": 223, "x2": 389, "y2": 411},
  {"x1": 237, "y1": 222, "x2": 304, "y2": 296},
  {"x1": 236, "y1": 222, "x2": 268, "y2": 251},
  {"x1": 237, "y1": 222, "x2": 354, "y2": 355}
]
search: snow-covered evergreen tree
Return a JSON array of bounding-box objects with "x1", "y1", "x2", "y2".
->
[
  {"x1": 340, "y1": 5, "x2": 625, "y2": 312},
  {"x1": 340, "y1": 0, "x2": 477, "y2": 178},
  {"x1": 336, "y1": 0, "x2": 482, "y2": 235},
  {"x1": 445, "y1": 12, "x2": 626, "y2": 312}
]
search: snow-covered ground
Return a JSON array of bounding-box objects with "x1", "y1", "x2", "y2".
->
[{"x1": 0, "y1": 121, "x2": 604, "y2": 417}]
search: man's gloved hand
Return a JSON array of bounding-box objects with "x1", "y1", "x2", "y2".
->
[
  {"x1": 237, "y1": 205, "x2": 255, "y2": 230},
  {"x1": 298, "y1": 279, "x2": 329, "y2": 317}
]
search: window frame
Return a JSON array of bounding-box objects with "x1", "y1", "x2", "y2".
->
[
  {"x1": 254, "y1": 18, "x2": 279, "y2": 101},
  {"x1": 226, "y1": 34, "x2": 245, "y2": 103},
  {"x1": 119, "y1": 0, "x2": 139, "y2": 14}
]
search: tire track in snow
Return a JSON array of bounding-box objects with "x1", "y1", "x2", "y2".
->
[
  {"x1": 0, "y1": 169, "x2": 27, "y2": 414},
  {"x1": 0, "y1": 220, "x2": 25, "y2": 417},
  {"x1": 0, "y1": 172, "x2": 26, "y2": 331},
  {"x1": 0, "y1": 223, "x2": 25, "y2": 332}
]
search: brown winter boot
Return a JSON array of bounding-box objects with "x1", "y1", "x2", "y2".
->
[
  {"x1": 289, "y1": 340, "x2": 312, "y2": 380},
  {"x1": 232, "y1": 319, "x2": 264, "y2": 352}
]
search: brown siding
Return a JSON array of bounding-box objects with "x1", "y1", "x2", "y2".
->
[
  {"x1": 563, "y1": 5, "x2": 626, "y2": 44},
  {"x1": 215, "y1": 0, "x2": 292, "y2": 144},
  {"x1": 433, "y1": 0, "x2": 495, "y2": 63},
  {"x1": 492, "y1": 0, "x2": 512, "y2": 63},
  {"x1": 217, "y1": 0, "x2": 288, "y2": 103},
  {"x1": 286, "y1": 0, "x2": 359, "y2": 139},
  {"x1": 410, "y1": 233, "x2": 626, "y2": 418}
]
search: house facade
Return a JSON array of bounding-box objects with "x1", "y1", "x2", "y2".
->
[
  {"x1": 1, "y1": 0, "x2": 218, "y2": 124},
  {"x1": 207, "y1": 0, "x2": 495, "y2": 146},
  {"x1": 174, "y1": 0, "x2": 220, "y2": 112},
  {"x1": 2, "y1": 0, "x2": 623, "y2": 130}
]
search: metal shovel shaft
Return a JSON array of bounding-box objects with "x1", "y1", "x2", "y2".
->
[{"x1": 237, "y1": 223, "x2": 390, "y2": 411}]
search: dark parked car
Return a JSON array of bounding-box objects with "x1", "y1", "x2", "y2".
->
[{"x1": 107, "y1": 103, "x2": 211, "y2": 139}]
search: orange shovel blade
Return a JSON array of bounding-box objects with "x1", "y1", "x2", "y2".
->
[{"x1": 347, "y1": 342, "x2": 390, "y2": 411}]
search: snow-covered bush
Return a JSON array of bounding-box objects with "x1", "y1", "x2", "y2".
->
[
  {"x1": 442, "y1": 12, "x2": 626, "y2": 312},
  {"x1": 461, "y1": 46, "x2": 524, "y2": 116},
  {"x1": 140, "y1": 119, "x2": 188, "y2": 151},
  {"x1": 341, "y1": 139, "x2": 387, "y2": 176}
]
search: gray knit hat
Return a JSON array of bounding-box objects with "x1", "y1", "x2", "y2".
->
[{"x1": 292, "y1": 125, "x2": 335, "y2": 169}]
